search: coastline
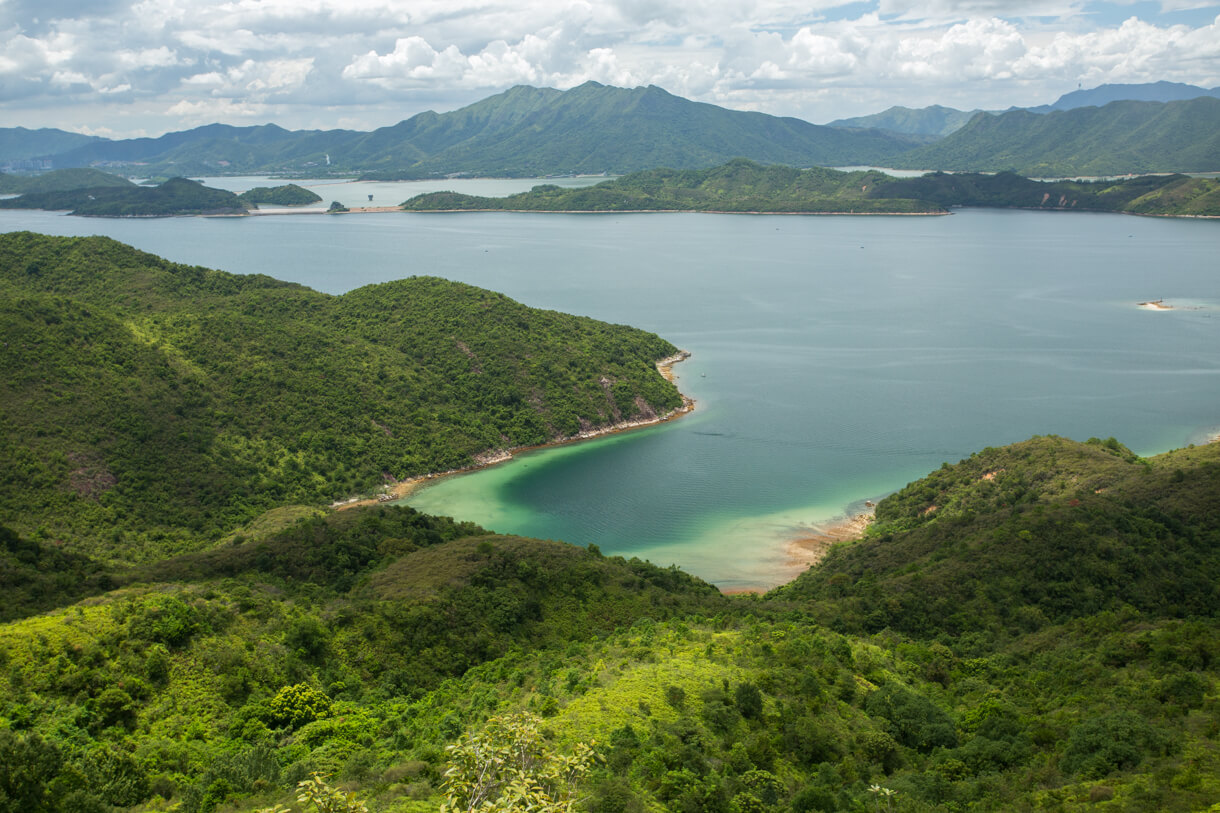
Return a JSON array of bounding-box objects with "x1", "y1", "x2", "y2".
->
[
  {"x1": 333, "y1": 350, "x2": 695, "y2": 511},
  {"x1": 721, "y1": 508, "x2": 875, "y2": 595}
]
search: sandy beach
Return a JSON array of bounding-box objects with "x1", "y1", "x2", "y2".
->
[{"x1": 1138, "y1": 299, "x2": 1174, "y2": 311}]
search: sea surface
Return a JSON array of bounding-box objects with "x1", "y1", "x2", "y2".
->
[{"x1": 3, "y1": 187, "x2": 1217, "y2": 588}]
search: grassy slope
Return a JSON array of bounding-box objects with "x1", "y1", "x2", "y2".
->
[{"x1": 0, "y1": 233, "x2": 683, "y2": 562}]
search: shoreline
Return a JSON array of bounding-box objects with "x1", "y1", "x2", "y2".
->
[
  {"x1": 721, "y1": 508, "x2": 876, "y2": 595},
  {"x1": 333, "y1": 350, "x2": 695, "y2": 511},
  {"x1": 402, "y1": 208, "x2": 948, "y2": 216}
]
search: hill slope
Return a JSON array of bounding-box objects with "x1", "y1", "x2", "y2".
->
[
  {"x1": 404, "y1": 159, "x2": 944, "y2": 213},
  {"x1": 893, "y1": 97, "x2": 1220, "y2": 175},
  {"x1": 777, "y1": 435, "x2": 1220, "y2": 636},
  {"x1": 36, "y1": 83, "x2": 918, "y2": 177},
  {"x1": 2, "y1": 434, "x2": 1217, "y2": 812},
  {"x1": 1029, "y1": 80, "x2": 1220, "y2": 113},
  {"x1": 828, "y1": 104, "x2": 983, "y2": 138},
  {"x1": 0, "y1": 233, "x2": 684, "y2": 562}
]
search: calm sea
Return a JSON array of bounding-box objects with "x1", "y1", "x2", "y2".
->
[{"x1": 3, "y1": 183, "x2": 1217, "y2": 588}]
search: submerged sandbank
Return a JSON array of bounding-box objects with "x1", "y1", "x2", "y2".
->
[{"x1": 721, "y1": 508, "x2": 875, "y2": 595}]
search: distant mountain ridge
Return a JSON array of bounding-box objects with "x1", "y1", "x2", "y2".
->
[
  {"x1": 828, "y1": 81, "x2": 1220, "y2": 140},
  {"x1": 891, "y1": 97, "x2": 1220, "y2": 176},
  {"x1": 3, "y1": 80, "x2": 1218, "y2": 180},
  {"x1": 1026, "y1": 80, "x2": 1220, "y2": 113},
  {"x1": 3, "y1": 82, "x2": 918, "y2": 178},
  {"x1": 828, "y1": 104, "x2": 985, "y2": 138}
]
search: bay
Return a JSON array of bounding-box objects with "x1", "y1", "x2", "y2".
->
[{"x1": 2, "y1": 203, "x2": 1217, "y2": 588}]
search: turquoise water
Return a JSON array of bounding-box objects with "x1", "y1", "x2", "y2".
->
[{"x1": 2, "y1": 205, "x2": 1217, "y2": 587}]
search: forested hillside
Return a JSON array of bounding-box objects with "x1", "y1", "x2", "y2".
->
[
  {"x1": 892, "y1": 97, "x2": 1220, "y2": 176},
  {"x1": 404, "y1": 159, "x2": 1220, "y2": 217},
  {"x1": 0, "y1": 237, "x2": 1216, "y2": 813},
  {"x1": 0, "y1": 233, "x2": 682, "y2": 562},
  {"x1": 403, "y1": 159, "x2": 943, "y2": 214},
  {"x1": 1, "y1": 435, "x2": 1216, "y2": 812}
]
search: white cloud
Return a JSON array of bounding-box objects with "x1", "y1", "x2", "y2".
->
[{"x1": 2, "y1": 0, "x2": 1218, "y2": 134}]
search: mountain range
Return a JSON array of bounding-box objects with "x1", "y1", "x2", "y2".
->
[{"x1": 1, "y1": 80, "x2": 1218, "y2": 180}]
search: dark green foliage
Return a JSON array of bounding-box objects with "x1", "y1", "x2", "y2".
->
[
  {"x1": 404, "y1": 159, "x2": 943, "y2": 214},
  {"x1": 0, "y1": 168, "x2": 132, "y2": 194},
  {"x1": 236, "y1": 183, "x2": 322, "y2": 207},
  {"x1": 0, "y1": 177, "x2": 245, "y2": 216},
  {"x1": 1060, "y1": 712, "x2": 1163, "y2": 778},
  {"x1": 864, "y1": 684, "x2": 957, "y2": 752},
  {"x1": 405, "y1": 158, "x2": 1220, "y2": 217},
  {"x1": 781, "y1": 436, "x2": 1220, "y2": 637},
  {"x1": 0, "y1": 233, "x2": 682, "y2": 566},
  {"x1": 870, "y1": 170, "x2": 1220, "y2": 216},
  {"x1": 0, "y1": 730, "x2": 62, "y2": 813}
]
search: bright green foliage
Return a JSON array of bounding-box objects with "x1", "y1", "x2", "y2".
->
[
  {"x1": 440, "y1": 712, "x2": 597, "y2": 813},
  {"x1": 296, "y1": 772, "x2": 368, "y2": 813},
  {"x1": 270, "y1": 684, "x2": 333, "y2": 729}
]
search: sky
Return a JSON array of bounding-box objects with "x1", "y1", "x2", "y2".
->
[{"x1": 2, "y1": 0, "x2": 1219, "y2": 138}]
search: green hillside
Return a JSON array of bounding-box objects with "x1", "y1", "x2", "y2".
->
[
  {"x1": 404, "y1": 159, "x2": 1220, "y2": 217},
  {"x1": 0, "y1": 177, "x2": 246, "y2": 216},
  {"x1": 0, "y1": 127, "x2": 102, "y2": 163},
  {"x1": 39, "y1": 83, "x2": 918, "y2": 178},
  {"x1": 404, "y1": 159, "x2": 944, "y2": 213},
  {"x1": 827, "y1": 105, "x2": 981, "y2": 138},
  {"x1": 1, "y1": 237, "x2": 1217, "y2": 813},
  {"x1": 0, "y1": 233, "x2": 682, "y2": 562},
  {"x1": 236, "y1": 184, "x2": 322, "y2": 207},
  {"x1": 0, "y1": 168, "x2": 134, "y2": 194},
  {"x1": 1, "y1": 435, "x2": 1216, "y2": 812},
  {"x1": 893, "y1": 97, "x2": 1220, "y2": 176},
  {"x1": 870, "y1": 170, "x2": 1220, "y2": 216}
]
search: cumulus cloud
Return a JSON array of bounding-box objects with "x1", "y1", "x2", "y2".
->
[{"x1": 1, "y1": 0, "x2": 1218, "y2": 133}]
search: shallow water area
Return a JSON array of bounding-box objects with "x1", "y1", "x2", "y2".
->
[{"x1": 2, "y1": 205, "x2": 1217, "y2": 588}]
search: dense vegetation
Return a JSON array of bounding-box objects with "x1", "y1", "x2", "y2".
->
[
  {"x1": 892, "y1": 97, "x2": 1220, "y2": 176},
  {"x1": 0, "y1": 168, "x2": 134, "y2": 195},
  {"x1": 236, "y1": 185, "x2": 322, "y2": 207},
  {"x1": 0, "y1": 236, "x2": 1216, "y2": 812},
  {"x1": 6, "y1": 82, "x2": 1220, "y2": 180},
  {"x1": 403, "y1": 159, "x2": 1220, "y2": 217},
  {"x1": 827, "y1": 105, "x2": 980, "y2": 139},
  {"x1": 8, "y1": 83, "x2": 918, "y2": 178},
  {"x1": 0, "y1": 177, "x2": 246, "y2": 216},
  {"x1": 869, "y1": 171, "x2": 1220, "y2": 216},
  {"x1": 403, "y1": 160, "x2": 943, "y2": 214},
  {"x1": 0, "y1": 434, "x2": 1216, "y2": 812},
  {"x1": 0, "y1": 233, "x2": 682, "y2": 561}
]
